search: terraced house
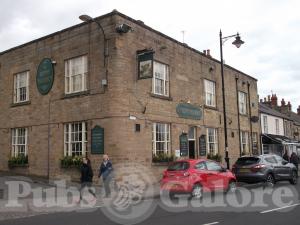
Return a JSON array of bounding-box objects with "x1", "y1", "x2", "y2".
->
[{"x1": 0, "y1": 10, "x2": 260, "y2": 181}]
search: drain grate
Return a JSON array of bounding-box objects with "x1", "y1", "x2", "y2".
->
[{"x1": 0, "y1": 189, "x2": 4, "y2": 199}]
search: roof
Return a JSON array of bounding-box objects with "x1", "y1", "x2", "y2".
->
[
  {"x1": 259, "y1": 103, "x2": 291, "y2": 120},
  {"x1": 289, "y1": 112, "x2": 300, "y2": 126},
  {"x1": 0, "y1": 10, "x2": 257, "y2": 82}
]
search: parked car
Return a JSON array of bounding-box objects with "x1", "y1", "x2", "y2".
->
[
  {"x1": 232, "y1": 154, "x2": 298, "y2": 186},
  {"x1": 160, "y1": 159, "x2": 237, "y2": 199}
]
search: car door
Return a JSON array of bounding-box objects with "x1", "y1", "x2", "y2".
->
[
  {"x1": 274, "y1": 155, "x2": 292, "y2": 179},
  {"x1": 193, "y1": 161, "x2": 210, "y2": 191},
  {"x1": 205, "y1": 161, "x2": 226, "y2": 190}
]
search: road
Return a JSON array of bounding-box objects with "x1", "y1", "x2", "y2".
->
[{"x1": 0, "y1": 181, "x2": 300, "y2": 225}]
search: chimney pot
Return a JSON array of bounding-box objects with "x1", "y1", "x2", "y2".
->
[
  {"x1": 281, "y1": 98, "x2": 286, "y2": 106},
  {"x1": 203, "y1": 50, "x2": 207, "y2": 55},
  {"x1": 268, "y1": 95, "x2": 271, "y2": 102},
  {"x1": 297, "y1": 105, "x2": 300, "y2": 115}
]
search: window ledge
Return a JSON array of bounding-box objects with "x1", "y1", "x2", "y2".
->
[
  {"x1": 8, "y1": 164, "x2": 29, "y2": 168},
  {"x1": 152, "y1": 162, "x2": 173, "y2": 166},
  {"x1": 11, "y1": 101, "x2": 31, "y2": 108},
  {"x1": 239, "y1": 113, "x2": 248, "y2": 117},
  {"x1": 204, "y1": 105, "x2": 218, "y2": 111},
  {"x1": 62, "y1": 90, "x2": 90, "y2": 99},
  {"x1": 150, "y1": 93, "x2": 173, "y2": 101}
]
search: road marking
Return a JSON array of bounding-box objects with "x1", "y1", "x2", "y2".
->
[
  {"x1": 202, "y1": 222, "x2": 219, "y2": 225},
  {"x1": 260, "y1": 203, "x2": 300, "y2": 214}
]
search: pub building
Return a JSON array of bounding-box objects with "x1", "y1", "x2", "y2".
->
[{"x1": 0, "y1": 10, "x2": 260, "y2": 181}]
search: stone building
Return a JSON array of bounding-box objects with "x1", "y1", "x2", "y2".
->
[
  {"x1": 0, "y1": 10, "x2": 260, "y2": 181},
  {"x1": 260, "y1": 94, "x2": 300, "y2": 156}
]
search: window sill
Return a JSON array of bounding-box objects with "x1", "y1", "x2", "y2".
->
[
  {"x1": 8, "y1": 164, "x2": 29, "y2": 168},
  {"x1": 239, "y1": 113, "x2": 248, "y2": 117},
  {"x1": 62, "y1": 90, "x2": 90, "y2": 99},
  {"x1": 152, "y1": 162, "x2": 173, "y2": 166},
  {"x1": 11, "y1": 101, "x2": 31, "y2": 108},
  {"x1": 150, "y1": 93, "x2": 173, "y2": 101},
  {"x1": 204, "y1": 105, "x2": 218, "y2": 111}
]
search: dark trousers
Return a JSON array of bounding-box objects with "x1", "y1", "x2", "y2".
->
[
  {"x1": 80, "y1": 182, "x2": 96, "y2": 200},
  {"x1": 103, "y1": 177, "x2": 112, "y2": 197}
]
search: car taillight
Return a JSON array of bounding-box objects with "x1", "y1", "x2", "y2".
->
[
  {"x1": 183, "y1": 172, "x2": 190, "y2": 177},
  {"x1": 251, "y1": 164, "x2": 266, "y2": 172}
]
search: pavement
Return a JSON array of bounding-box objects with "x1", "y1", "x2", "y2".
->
[{"x1": 1, "y1": 173, "x2": 300, "y2": 225}]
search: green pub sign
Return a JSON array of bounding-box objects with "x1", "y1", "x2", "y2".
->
[
  {"x1": 36, "y1": 58, "x2": 54, "y2": 95},
  {"x1": 176, "y1": 103, "x2": 202, "y2": 120},
  {"x1": 91, "y1": 126, "x2": 104, "y2": 154}
]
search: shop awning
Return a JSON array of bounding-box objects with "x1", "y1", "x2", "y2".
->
[{"x1": 262, "y1": 134, "x2": 300, "y2": 146}]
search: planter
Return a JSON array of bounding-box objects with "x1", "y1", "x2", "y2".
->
[
  {"x1": 60, "y1": 156, "x2": 83, "y2": 169},
  {"x1": 8, "y1": 164, "x2": 29, "y2": 169}
]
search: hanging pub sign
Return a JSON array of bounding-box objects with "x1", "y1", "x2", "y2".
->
[
  {"x1": 179, "y1": 133, "x2": 189, "y2": 157},
  {"x1": 91, "y1": 126, "x2": 104, "y2": 154},
  {"x1": 36, "y1": 58, "x2": 54, "y2": 95},
  {"x1": 199, "y1": 135, "x2": 207, "y2": 157},
  {"x1": 137, "y1": 49, "x2": 154, "y2": 79}
]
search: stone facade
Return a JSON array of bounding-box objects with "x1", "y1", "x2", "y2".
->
[{"x1": 0, "y1": 11, "x2": 260, "y2": 181}]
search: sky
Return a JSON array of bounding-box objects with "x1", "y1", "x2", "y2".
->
[{"x1": 0, "y1": 0, "x2": 299, "y2": 110}]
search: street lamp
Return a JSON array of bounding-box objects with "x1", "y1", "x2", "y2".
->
[
  {"x1": 219, "y1": 30, "x2": 245, "y2": 169},
  {"x1": 79, "y1": 14, "x2": 107, "y2": 68}
]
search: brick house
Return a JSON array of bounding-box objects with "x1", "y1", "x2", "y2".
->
[{"x1": 0, "y1": 10, "x2": 260, "y2": 181}]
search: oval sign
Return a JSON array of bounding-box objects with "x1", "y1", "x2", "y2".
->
[{"x1": 36, "y1": 58, "x2": 54, "y2": 95}]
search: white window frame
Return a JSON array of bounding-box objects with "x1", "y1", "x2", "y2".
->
[
  {"x1": 204, "y1": 79, "x2": 216, "y2": 107},
  {"x1": 206, "y1": 128, "x2": 218, "y2": 155},
  {"x1": 11, "y1": 128, "x2": 28, "y2": 157},
  {"x1": 241, "y1": 131, "x2": 249, "y2": 154},
  {"x1": 275, "y1": 119, "x2": 280, "y2": 135},
  {"x1": 263, "y1": 115, "x2": 268, "y2": 133},
  {"x1": 238, "y1": 91, "x2": 247, "y2": 115},
  {"x1": 65, "y1": 55, "x2": 88, "y2": 94},
  {"x1": 152, "y1": 61, "x2": 169, "y2": 97},
  {"x1": 64, "y1": 122, "x2": 87, "y2": 157},
  {"x1": 14, "y1": 71, "x2": 29, "y2": 103},
  {"x1": 152, "y1": 123, "x2": 170, "y2": 155}
]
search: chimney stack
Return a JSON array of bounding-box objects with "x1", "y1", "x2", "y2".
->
[
  {"x1": 207, "y1": 49, "x2": 211, "y2": 57},
  {"x1": 271, "y1": 94, "x2": 278, "y2": 108},
  {"x1": 267, "y1": 95, "x2": 271, "y2": 102},
  {"x1": 203, "y1": 50, "x2": 207, "y2": 55},
  {"x1": 287, "y1": 101, "x2": 292, "y2": 111},
  {"x1": 297, "y1": 105, "x2": 300, "y2": 115}
]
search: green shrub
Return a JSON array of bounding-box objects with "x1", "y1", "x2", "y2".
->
[
  {"x1": 152, "y1": 153, "x2": 175, "y2": 163},
  {"x1": 60, "y1": 156, "x2": 83, "y2": 168},
  {"x1": 8, "y1": 154, "x2": 28, "y2": 167},
  {"x1": 207, "y1": 153, "x2": 222, "y2": 162}
]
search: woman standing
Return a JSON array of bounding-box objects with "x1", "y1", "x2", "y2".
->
[{"x1": 79, "y1": 157, "x2": 96, "y2": 202}]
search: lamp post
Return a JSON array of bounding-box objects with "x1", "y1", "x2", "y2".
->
[
  {"x1": 79, "y1": 14, "x2": 108, "y2": 76},
  {"x1": 219, "y1": 30, "x2": 244, "y2": 169}
]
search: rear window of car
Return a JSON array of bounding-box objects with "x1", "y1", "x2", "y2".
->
[
  {"x1": 235, "y1": 157, "x2": 260, "y2": 165},
  {"x1": 167, "y1": 161, "x2": 190, "y2": 171}
]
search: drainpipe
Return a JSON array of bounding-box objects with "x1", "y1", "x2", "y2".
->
[
  {"x1": 235, "y1": 77, "x2": 242, "y2": 156},
  {"x1": 247, "y1": 82, "x2": 253, "y2": 155}
]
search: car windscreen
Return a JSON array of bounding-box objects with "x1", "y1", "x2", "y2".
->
[
  {"x1": 235, "y1": 157, "x2": 260, "y2": 166},
  {"x1": 167, "y1": 161, "x2": 190, "y2": 171}
]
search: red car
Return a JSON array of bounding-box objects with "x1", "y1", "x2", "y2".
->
[{"x1": 160, "y1": 159, "x2": 237, "y2": 198}]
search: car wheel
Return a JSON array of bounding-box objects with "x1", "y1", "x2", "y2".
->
[
  {"x1": 289, "y1": 170, "x2": 298, "y2": 185},
  {"x1": 191, "y1": 184, "x2": 203, "y2": 199},
  {"x1": 226, "y1": 181, "x2": 237, "y2": 194},
  {"x1": 265, "y1": 173, "x2": 275, "y2": 188}
]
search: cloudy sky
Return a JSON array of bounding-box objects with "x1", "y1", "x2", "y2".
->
[{"x1": 1, "y1": 0, "x2": 299, "y2": 110}]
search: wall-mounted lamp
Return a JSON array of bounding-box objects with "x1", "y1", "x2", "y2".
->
[
  {"x1": 116, "y1": 24, "x2": 133, "y2": 34},
  {"x1": 129, "y1": 115, "x2": 137, "y2": 120}
]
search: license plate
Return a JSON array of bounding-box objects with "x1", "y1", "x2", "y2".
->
[{"x1": 239, "y1": 168, "x2": 250, "y2": 173}]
